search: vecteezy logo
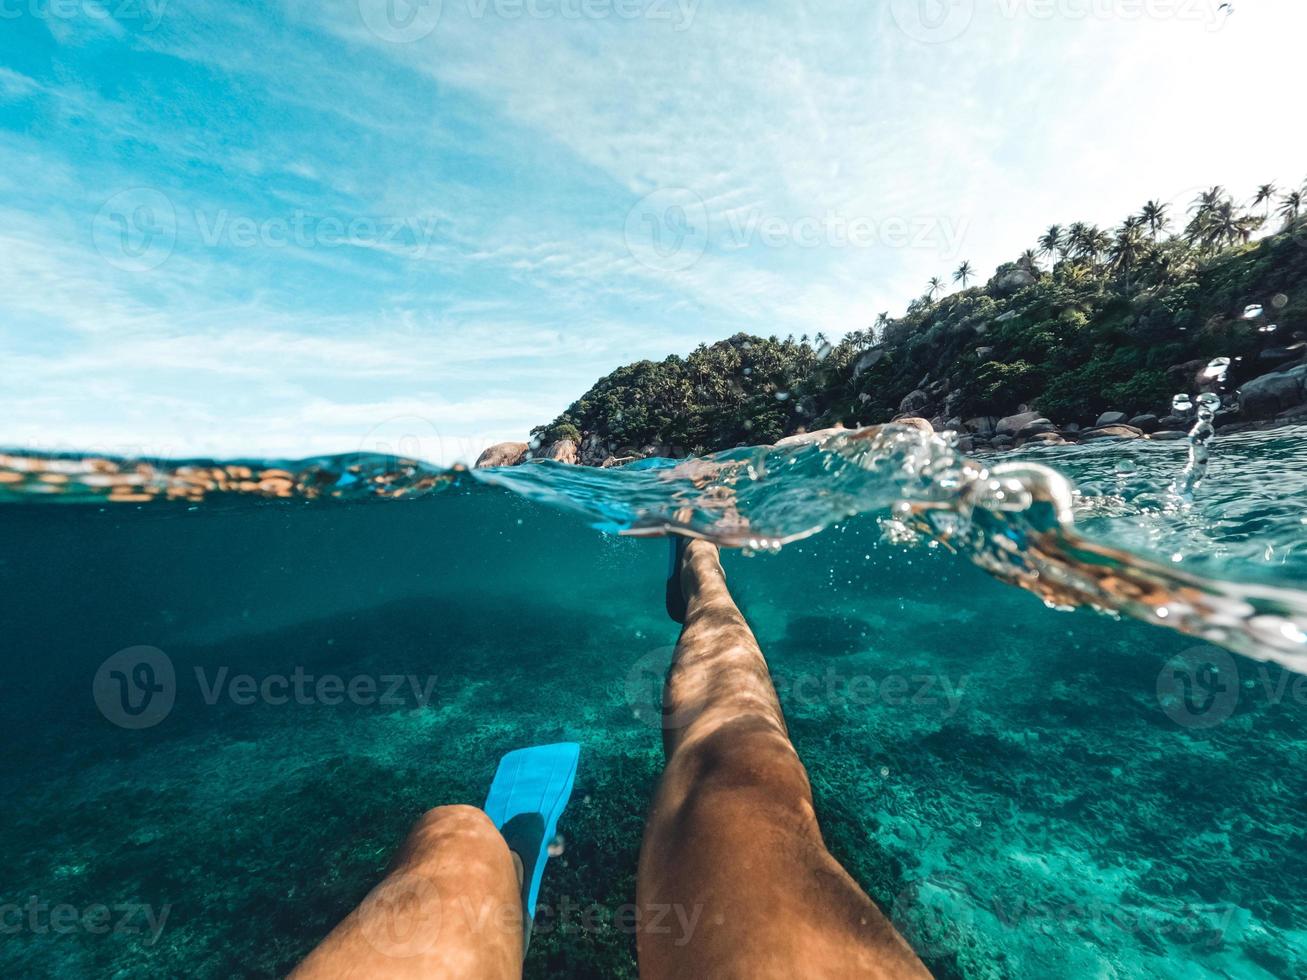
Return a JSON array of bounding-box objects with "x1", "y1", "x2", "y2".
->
[
  {"x1": 357, "y1": 0, "x2": 443, "y2": 43},
  {"x1": 1156, "y1": 645, "x2": 1240, "y2": 729},
  {"x1": 92, "y1": 188, "x2": 177, "y2": 272},
  {"x1": 889, "y1": 0, "x2": 974, "y2": 44},
  {"x1": 357, "y1": 871, "x2": 443, "y2": 958},
  {"x1": 624, "y1": 188, "x2": 709, "y2": 273},
  {"x1": 624, "y1": 646, "x2": 704, "y2": 731},
  {"x1": 93, "y1": 646, "x2": 177, "y2": 729}
]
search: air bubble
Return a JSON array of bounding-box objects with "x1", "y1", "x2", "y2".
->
[{"x1": 1201, "y1": 357, "x2": 1230, "y2": 383}]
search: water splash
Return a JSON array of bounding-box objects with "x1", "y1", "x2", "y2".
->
[{"x1": 3, "y1": 423, "x2": 1307, "y2": 672}]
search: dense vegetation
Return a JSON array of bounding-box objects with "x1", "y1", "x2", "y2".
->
[{"x1": 535, "y1": 183, "x2": 1307, "y2": 458}]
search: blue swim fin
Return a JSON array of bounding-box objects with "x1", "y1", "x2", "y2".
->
[{"x1": 483, "y1": 742, "x2": 580, "y2": 953}]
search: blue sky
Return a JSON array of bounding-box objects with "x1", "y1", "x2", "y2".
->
[{"x1": 2, "y1": 0, "x2": 1304, "y2": 464}]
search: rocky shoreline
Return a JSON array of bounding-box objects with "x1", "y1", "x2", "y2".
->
[{"x1": 476, "y1": 359, "x2": 1307, "y2": 469}]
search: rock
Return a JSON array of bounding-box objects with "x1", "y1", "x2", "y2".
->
[
  {"x1": 1149, "y1": 431, "x2": 1189, "y2": 441},
  {"x1": 891, "y1": 416, "x2": 933, "y2": 433},
  {"x1": 996, "y1": 411, "x2": 1044, "y2": 438},
  {"x1": 956, "y1": 436, "x2": 975, "y2": 454},
  {"x1": 1258, "y1": 346, "x2": 1306, "y2": 366},
  {"x1": 944, "y1": 390, "x2": 965, "y2": 417},
  {"x1": 1240, "y1": 365, "x2": 1307, "y2": 419},
  {"x1": 991, "y1": 435, "x2": 1015, "y2": 449},
  {"x1": 1015, "y1": 418, "x2": 1057, "y2": 441},
  {"x1": 1167, "y1": 359, "x2": 1209, "y2": 390},
  {"x1": 1096, "y1": 411, "x2": 1129, "y2": 427},
  {"x1": 474, "y1": 442, "x2": 529, "y2": 469},
  {"x1": 543, "y1": 439, "x2": 579, "y2": 464},
  {"x1": 1079, "y1": 424, "x2": 1145, "y2": 441},
  {"x1": 1278, "y1": 403, "x2": 1307, "y2": 422},
  {"x1": 1128, "y1": 414, "x2": 1159, "y2": 433},
  {"x1": 579, "y1": 432, "x2": 613, "y2": 466},
  {"x1": 899, "y1": 389, "x2": 931, "y2": 415},
  {"x1": 1157, "y1": 415, "x2": 1188, "y2": 431},
  {"x1": 964, "y1": 416, "x2": 998, "y2": 435},
  {"x1": 1023, "y1": 432, "x2": 1069, "y2": 446}
]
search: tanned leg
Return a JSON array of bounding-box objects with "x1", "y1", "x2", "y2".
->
[
  {"x1": 291, "y1": 805, "x2": 523, "y2": 980},
  {"x1": 636, "y1": 539, "x2": 931, "y2": 980}
]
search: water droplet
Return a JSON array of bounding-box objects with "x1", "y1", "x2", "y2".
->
[
  {"x1": 1281, "y1": 623, "x2": 1307, "y2": 645},
  {"x1": 775, "y1": 391, "x2": 790, "y2": 402},
  {"x1": 1201, "y1": 357, "x2": 1230, "y2": 383},
  {"x1": 817, "y1": 342, "x2": 833, "y2": 360},
  {"x1": 1172, "y1": 394, "x2": 1193, "y2": 414},
  {"x1": 1196, "y1": 392, "x2": 1221, "y2": 412},
  {"x1": 1259, "y1": 323, "x2": 1280, "y2": 334},
  {"x1": 1157, "y1": 606, "x2": 1170, "y2": 619},
  {"x1": 1242, "y1": 304, "x2": 1264, "y2": 320},
  {"x1": 547, "y1": 835, "x2": 566, "y2": 857},
  {"x1": 1115, "y1": 459, "x2": 1137, "y2": 475},
  {"x1": 1272, "y1": 293, "x2": 1289, "y2": 309},
  {"x1": 1171, "y1": 553, "x2": 1183, "y2": 563},
  {"x1": 880, "y1": 766, "x2": 890, "y2": 777}
]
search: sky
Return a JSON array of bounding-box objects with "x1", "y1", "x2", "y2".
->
[{"x1": 1, "y1": 0, "x2": 1305, "y2": 465}]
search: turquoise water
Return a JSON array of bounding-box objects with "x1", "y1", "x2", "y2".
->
[{"x1": 3, "y1": 426, "x2": 1307, "y2": 978}]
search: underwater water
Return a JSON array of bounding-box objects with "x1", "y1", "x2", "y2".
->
[{"x1": 2, "y1": 424, "x2": 1307, "y2": 979}]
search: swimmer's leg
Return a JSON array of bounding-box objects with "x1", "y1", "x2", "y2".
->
[
  {"x1": 636, "y1": 539, "x2": 930, "y2": 979},
  {"x1": 291, "y1": 805, "x2": 523, "y2": 980}
]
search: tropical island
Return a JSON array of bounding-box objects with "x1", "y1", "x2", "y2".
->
[{"x1": 479, "y1": 181, "x2": 1307, "y2": 468}]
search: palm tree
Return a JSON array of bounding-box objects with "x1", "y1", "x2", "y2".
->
[
  {"x1": 1018, "y1": 249, "x2": 1040, "y2": 276},
  {"x1": 1253, "y1": 183, "x2": 1278, "y2": 218},
  {"x1": 1280, "y1": 191, "x2": 1303, "y2": 226},
  {"x1": 1066, "y1": 222, "x2": 1091, "y2": 259},
  {"x1": 1071, "y1": 225, "x2": 1112, "y2": 268},
  {"x1": 1037, "y1": 225, "x2": 1065, "y2": 268},
  {"x1": 926, "y1": 276, "x2": 945, "y2": 301},
  {"x1": 953, "y1": 261, "x2": 975, "y2": 288},
  {"x1": 1140, "y1": 200, "x2": 1170, "y2": 239},
  {"x1": 1110, "y1": 218, "x2": 1147, "y2": 289}
]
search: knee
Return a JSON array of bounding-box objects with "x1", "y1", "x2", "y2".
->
[
  {"x1": 400, "y1": 805, "x2": 505, "y2": 863},
  {"x1": 670, "y1": 719, "x2": 817, "y2": 824}
]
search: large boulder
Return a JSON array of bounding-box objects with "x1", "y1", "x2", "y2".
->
[
  {"x1": 1096, "y1": 411, "x2": 1129, "y2": 427},
  {"x1": 996, "y1": 411, "x2": 1044, "y2": 438},
  {"x1": 899, "y1": 389, "x2": 931, "y2": 415},
  {"x1": 1015, "y1": 418, "x2": 1058, "y2": 442},
  {"x1": 474, "y1": 442, "x2": 529, "y2": 469},
  {"x1": 1080, "y1": 424, "x2": 1145, "y2": 441},
  {"x1": 1128, "y1": 414, "x2": 1160, "y2": 433},
  {"x1": 542, "y1": 439, "x2": 579, "y2": 464},
  {"x1": 1023, "y1": 432, "x2": 1070, "y2": 446},
  {"x1": 1240, "y1": 365, "x2": 1307, "y2": 419}
]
